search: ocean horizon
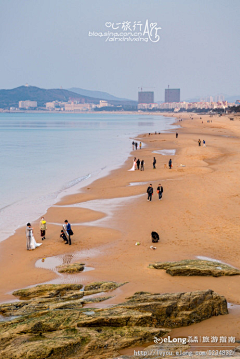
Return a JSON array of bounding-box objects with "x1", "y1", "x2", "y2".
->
[{"x1": 0, "y1": 112, "x2": 176, "y2": 242}]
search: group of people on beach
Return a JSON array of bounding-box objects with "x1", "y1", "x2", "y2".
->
[
  {"x1": 132, "y1": 141, "x2": 142, "y2": 150},
  {"x1": 26, "y1": 218, "x2": 73, "y2": 250},
  {"x1": 198, "y1": 139, "x2": 206, "y2": 147},
  {"x1": 129, "y1": 156, "x2": 173, "y2": 171},
  {"x1": 129, "y1": 157, "x2": 145, "y2": 171},
  {"x1": 146, "y1": 184, "x2": 163, "y2": 201}
]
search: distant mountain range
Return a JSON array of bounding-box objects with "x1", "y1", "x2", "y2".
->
[
  {"x1": 68, "y1": 87, "x2": 132, "y2": 102},
  {"x1": 0, "y1": 86, "x2": 137, "y2": 109}
]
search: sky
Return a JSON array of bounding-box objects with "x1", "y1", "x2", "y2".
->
[{"x1": 0, "y1": 0, "x2": 240, "y2": 101}]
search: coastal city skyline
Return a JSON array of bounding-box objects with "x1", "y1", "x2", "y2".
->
[{"x1": 0, "y1": 0, "x2": 240, "y2": 101}]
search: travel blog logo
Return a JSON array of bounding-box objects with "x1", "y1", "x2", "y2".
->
[{"x1": 89, "y1": 20, "x2": 161, "y2": 43}]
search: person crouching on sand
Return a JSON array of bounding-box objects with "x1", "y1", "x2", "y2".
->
[{"x1": 39, "y1": 217, "x2": 47, "y2": 240}]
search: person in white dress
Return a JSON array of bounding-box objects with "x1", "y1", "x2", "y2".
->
[
  {"x1": 26, "y1": 223, "x2": 42, "y2": 250},
  {"x1": 128, "y1": 157, "x2": 136, "y2": 171}
]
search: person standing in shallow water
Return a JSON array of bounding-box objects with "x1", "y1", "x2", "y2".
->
[
  {"x1": 39, "y1": 217, "x2": 47, "y2": 240},
  {"x1": 132, "y1": 141, "x2": 135, "y2": 150},
  {"x1": 147, "y1": 184, "x2": 153, "y2": 201},
  {"x1": 153, "y1": 157, "x2": 156, "y2": 169},
  {"x1": 139, "y1": 142, "x2": 142, "y2": 149},
  {"x1": 135, "y1": 142, "x2": 138, "y2": 150}
]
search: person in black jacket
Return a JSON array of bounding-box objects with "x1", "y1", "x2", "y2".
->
[
  {"x1": 157, "y1": 184, "x2": 163, "y2": 200},
  {"x1": 169, "y1": 158, "x2": 172, "y2": 169},
  {"x1": 153, "y1": 157, "x2": 156, "y2": 169},
  {"x1": 136, "y1": 158, "x2": 140, "y2": 170},
  {"x1": 147, "y1": 184, "x2": 153, "y2": 201}
]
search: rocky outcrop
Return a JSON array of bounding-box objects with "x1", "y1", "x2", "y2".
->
[
  {"x1": 149, "y1": 259, "x2": 240, "y2": 277},
  {"x1": 0, "y1": 286, "x2": 228, "y2": 359},
  {"x1": 84, "y1": 281, "x2": 127, "y2": 292},
  {"x1": 117, "y1": 289, "x2": 228, "y2": 328},
  {"x1": 57, "y1": 262, "x2": 85, "y2": 273},
  {"x1": 12, "y1": 284, "x2": 83, "y2": 299}
]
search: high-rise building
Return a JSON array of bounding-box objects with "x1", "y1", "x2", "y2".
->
[
  {"x1": 138, "y1": 91, "x2": 154, "y2": 104},
  {"x1": 165, "y1": 88, "x2": 180, "y2": 103}
]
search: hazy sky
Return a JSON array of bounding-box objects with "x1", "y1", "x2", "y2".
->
[{"x1": 0, "y1": 0, "x2": 240, "y2": 101}]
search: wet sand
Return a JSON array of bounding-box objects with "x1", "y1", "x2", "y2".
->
[{"x1": 1, "y1": 113, "x2": 240, "y2": 342}]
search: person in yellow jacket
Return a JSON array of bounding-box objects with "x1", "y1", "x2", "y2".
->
[{"x1": 39, "y1": 217, "x2": 47, "y2": 240}]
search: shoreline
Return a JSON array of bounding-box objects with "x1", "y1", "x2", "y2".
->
[
  {"x1": 0, "y1": 112, "x2": 176, "y2": 243},
  {"x1": 1, "y1": 112, "x2": 240, "y2": 341}
]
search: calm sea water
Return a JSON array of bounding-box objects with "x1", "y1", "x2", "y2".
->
[{"x1": 0, "y1": 112, "x2": 175, "y2": 241}]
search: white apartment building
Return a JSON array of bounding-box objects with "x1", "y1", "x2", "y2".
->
[
  {"x1": 19, "y1": 100, "x2": 37, "y2": 109},
  {"x1": 64, "y1": 103, "x2": 95, "y2": 111}
]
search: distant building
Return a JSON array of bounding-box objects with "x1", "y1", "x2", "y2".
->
[
  {"x1": 64, "y1": 102, "x2": 94, "y2": 111},
  {"x1": 138, "y1": 91, "x2": 154, "y2": 104},
  {"x1": 138, "y1": 103, "x2": 159, "y2": 110},
  {"x1": 99, "y1": 100, "x2": 109, "y2": 108},
  {"x1": 165, "y1": 89, "x2": 180, "y2": 103},
  {"x1": 19, "y1": 100, "x2": 37, "y2": 109},
  {"x1": 46, "y1": 102, "x2": 56, "y2": 109}
]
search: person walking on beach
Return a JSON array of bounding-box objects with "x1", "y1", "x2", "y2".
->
[
  {"x1": 26, "y1": 223, "x2": 32, "y2": 250},
  {"x1": 136, "y1": 159, "x2": 140, "y2": 170},
  {"x1": 39, "y1": 217, "x2": 47, "y2": 240},
  {"x1": 153, "y1": 157, "x2": 156, "y2": 169},
  {"x1": 64, "y1": 220, "x2": 73, "y2": 245},
  {"x1": 147, "y1": 184, "x2": 153, "y2": 201},
  {"x1": 169, "y1": 158, "x2": 172, "y2": 169},
  {"x1": 135, "y1": 142, "x2": 138, "y2": 150},
  {"x1": 140, "y1": 142, "x2": 142, "y2": 149},
  {"x1": 203, "y1": 139, "x2": 206, "y2": 147},
  {"x1": 198, "y1": 139, "x2": 201, "y2": 146},
  {"x1": 157, "y1": 184, "x2": 163, "y2": 200},
  {"x1": 176, "y1": 132, "x2": 178, "y2": 138},
  {"x1": 140, "y1": 159, "x2": 144, "y2": 171},
  {"x1": 132, "y1": 141, "x2": 135, "y2": 150}
]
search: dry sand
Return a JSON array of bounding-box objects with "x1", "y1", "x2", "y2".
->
[{"x1": 1, "y1": 112, "x2": 240, "y2": 348}]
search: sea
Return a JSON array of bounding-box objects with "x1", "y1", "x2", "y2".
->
[{"x1": 0, "y1": 112, "x2": 176, "y2": 241}]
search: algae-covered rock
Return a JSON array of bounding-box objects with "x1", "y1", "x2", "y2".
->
[
  {"x1": 118, "y1": 289, "x2": 228, "y2": 328},
  {"x1": 13, "y1": 284, "x2": 83, "y2": 299},
  {"x1": 57, "y1": 262, "x2": 85, "y2": 274},
  {"x1": 84, "y1": 281, "x2": 127, "y2": 292},
  {"x1": 148, "y1": 259, "x2": 240, "y2": 277},
  {"x1": 0, "y1": 286, "x2": 228, "y2": 359}
]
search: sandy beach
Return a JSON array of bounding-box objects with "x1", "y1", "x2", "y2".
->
[{"x1": 1, "y1": 112, "x2": 240, "y2": 347}]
